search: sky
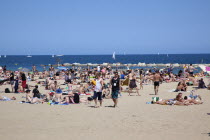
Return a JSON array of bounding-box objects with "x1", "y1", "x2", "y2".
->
[{"x1": 0, "y1": 0, "x2": 210, "y2": 55}]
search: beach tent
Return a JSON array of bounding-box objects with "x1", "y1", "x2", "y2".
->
[{"x1": 199, "y1": 65, "x2": 210, "y2": 75}]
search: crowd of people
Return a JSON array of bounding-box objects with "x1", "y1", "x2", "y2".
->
[{"x1": 0, "y1": 63, "x2": 209, "y2": 107}]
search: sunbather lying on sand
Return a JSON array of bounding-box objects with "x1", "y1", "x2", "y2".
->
[
  {"x1": 0, "y1": 96, "x2": 16, "y2": 101},
  {"x1": 155, "y1": 92, "x2": 202, "y2": 106}
]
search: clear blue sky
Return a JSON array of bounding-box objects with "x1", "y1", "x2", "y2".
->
[{"x1": 0, "y1": 0, "x2": 210, "y2": 55}]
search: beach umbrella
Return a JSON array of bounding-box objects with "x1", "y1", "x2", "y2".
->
[{"x1": 57, "y1": 66, "x2": 67, "y2": 71}]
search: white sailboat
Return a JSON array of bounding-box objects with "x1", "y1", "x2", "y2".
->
[
  {"x1": 112, "y1": 52, "x2": 116, "y2": 60},
  {"x1": 4, "y1": 55, "x2": 6, "y2": 58},
  {"x1": 52, "y1": 54, "x2": 54, "y2": 57},
  {"x1": 158, "y1": 52, "x2": 160, "y2": 55},
  {"x1": 167, "y1": 54, "x2": 169, "y2": 57},
  {"x1": 26, "y1": 49, "x2": 32, "y2": 57},
  {"x1": 0, "y1": 55, "x2": 1, "y2": 58}
]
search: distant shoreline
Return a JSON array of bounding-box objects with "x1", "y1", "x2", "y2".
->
[{"x1": 1, "y1": 53, "x2": 210, "y2": 56}]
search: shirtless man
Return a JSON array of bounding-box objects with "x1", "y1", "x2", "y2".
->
[
  {"x1": 188, "y1": 64, "x2": 197, "y2": 76},
  {"x1": 153, "y1": 71, "x2": 162, "y2": 95}
]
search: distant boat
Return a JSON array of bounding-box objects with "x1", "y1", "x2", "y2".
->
[
  {"x1": 112, "y1": 52, "x2": 116, "y2": 60},
  {"x1": 0, "y1": 55, "x2": 1, "y2": 58},
  {"x1": 27, "y1": 55, "x2": 32, "y2": 57},
  {"x1": 4, "y1": 55, "x2": 6, "y2": 58},
  {"x1": 52, "y1": 54, "x2": 54, "y2": 57},
  {"x1": 167, "y1": 54, "x2": 169, "y2": 57},
  {"x1": 158, "y1": 52, "x2": 160, "y2": 55},
  {"x1": 56, "y1": 55, "x2": 63, "y2": 57}
]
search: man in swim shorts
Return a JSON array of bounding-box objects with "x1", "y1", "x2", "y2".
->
[{"x1": 153, "y1": 71, "x2": 162, "y2": 95}]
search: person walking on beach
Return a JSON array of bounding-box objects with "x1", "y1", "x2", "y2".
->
[
  {"x1": 93, "y1": 73, "x2": 104, "y2": 108},
  {"x1": 153, "y1": 71, "x2": 161, "y2": 95},
  {"x1": 9, "y1": 71, "x2": 15, "y2": 93},
  {"x1": 14, "y1": 76, "x2": 19, "y2": 93},
  {"x1": 110, "y1": 72, "x2": 121, "y2": 107},
  {"x1": 21, "y1": 72, "x2": 27, "y2": 92},
  {"x1": 128, "y1": 74, "x2": 140, "y2": 96}
]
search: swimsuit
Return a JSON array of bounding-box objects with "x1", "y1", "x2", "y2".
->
[
  {"x1": 154, "y1": 81, "x2": 159, "y2": 86},
  {"x1": 129, "y1": 79, "x2": 137, "y2": 88}
]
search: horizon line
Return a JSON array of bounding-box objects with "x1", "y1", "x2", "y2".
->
[{"x1": 1, "y1": 53, "x2": 210, "y2": 56}]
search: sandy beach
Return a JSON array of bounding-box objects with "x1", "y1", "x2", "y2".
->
[
  {"x1": 1, "y1": 0, "x2": 210, "y2": 139},
  {"x1": 0, "y1": 77, "x2": 210, "y2": 140}
]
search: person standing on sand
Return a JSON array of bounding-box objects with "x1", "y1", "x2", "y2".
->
[
  {"x1": 93, "y1": 73, "x2": 104, "y2": 108},
  {"x1": 188, "y1": 64, "x2": 197, "y2": 77},
  {"x1": 153, "y1": 71, "x2": 162, "y2": 95},
  {"x1": 9, "y1": 71, "x2": 15, "y2": 93},
  {"x1": 110, "y1": 72, "x2": 121, "y2": 107},
  {"x1": 97, "y1": 65, "x2": 101, "y2": 72},
  {"x1": 49, "y1": 65, "x2": 55, "y2": 77},
  {"x1": 32, "y1": 65, "x2": 36, "y2": 73},
  {"x1": 21, "y1": 72, "x2": 27, "y2": 92}
]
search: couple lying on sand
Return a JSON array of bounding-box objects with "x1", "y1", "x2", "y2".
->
[{"x1": 154, "y1": 92, "x2": 203, "y2": 106}]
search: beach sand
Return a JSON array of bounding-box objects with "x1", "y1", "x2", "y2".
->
[{"x1": 0, "y1": 78, "x2": 210, "y2": 140}]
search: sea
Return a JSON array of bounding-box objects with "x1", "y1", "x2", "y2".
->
[{"x1": 0, "y1": 54, "x2": 210, "y2": 73}]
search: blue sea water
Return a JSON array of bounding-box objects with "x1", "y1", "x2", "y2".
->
[{"x1": 0, "y1": 54, "x2": 209, "y2": 71}]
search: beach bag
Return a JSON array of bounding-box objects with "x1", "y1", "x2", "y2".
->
[{"x1": 5, "y1": 88, "x2": 10, "y2": 93}]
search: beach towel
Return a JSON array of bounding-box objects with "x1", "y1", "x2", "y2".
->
[
  {"x1": 206, "y1": 67, "x2": 210, "y2": 71},
  {"x1": 152, "y1": 97, "x2": 159, "y2": 103},
  {"x1": 50, "y1": 102, "x2": 69, "y2": 105},
  {"x1": 18, "y1": 101, "x2": 31, "y2": 104},
  {"x1": 0, "y1": 96, "x2": 11, "y2": 101},
  {"x1": 122, "y1": 78, "x2": 129, "y2": 86},
  {"x1": 168, "y1": 89, "x2": 190, "y2": 93}
]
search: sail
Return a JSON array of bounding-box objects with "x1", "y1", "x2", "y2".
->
[{"x1": 112, "y1": 52, "x2": 115, "y2": 60}]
